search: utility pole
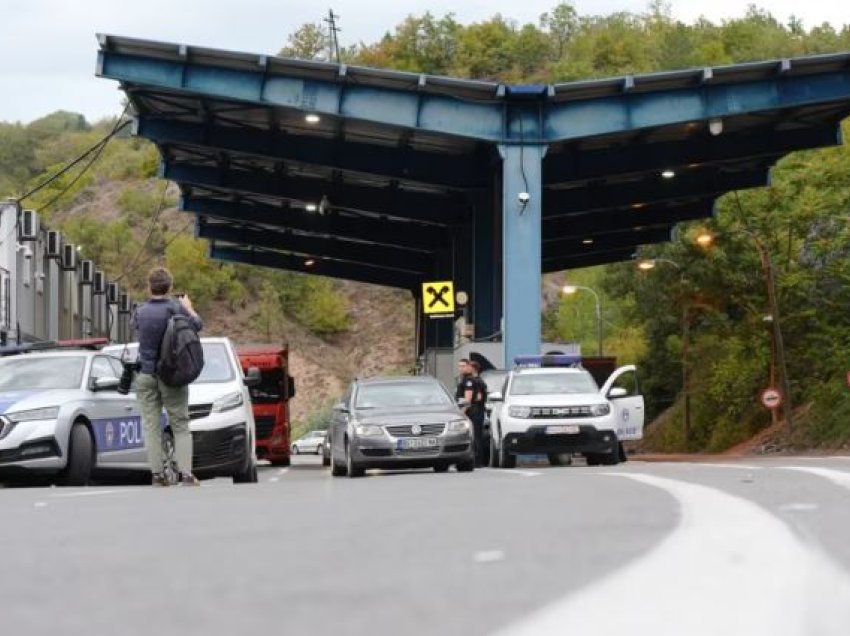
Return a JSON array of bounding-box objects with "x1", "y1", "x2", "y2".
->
[{"x1": 324, "y1": 9, "x2": 342, "y2": 63}]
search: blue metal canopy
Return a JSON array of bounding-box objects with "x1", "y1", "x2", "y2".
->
[{"x1": 96, "y1": 34, "x2": 850, "y2": 364}]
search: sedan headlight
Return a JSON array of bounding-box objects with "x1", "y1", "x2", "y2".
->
[
  {"x1": 447, "y1": 419, "x2": 470, "y2": 433},
  {"x1": 355, "y1": 424, "x2": 384, "y2": 437},
  {"x1": 508, "y1": 405, "x2": 532, "y2": 419},
  {"x1": 4, "y1": 406, "x2": 60, "y2": 423},
  {"x1": 212, "y1": 392, "x2": 243, "y2": 413},
  {"x1": 590, "y1": 403, "x2": 611, "y2": 417}
]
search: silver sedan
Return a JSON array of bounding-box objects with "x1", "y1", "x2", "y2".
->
[{"x1": 328, "y1": 376, "x2": 475, "y2": 477}]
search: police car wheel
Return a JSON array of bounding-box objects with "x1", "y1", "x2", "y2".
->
[{"x1": 59, "y1": 423, "x2": 94, "y2": 487}]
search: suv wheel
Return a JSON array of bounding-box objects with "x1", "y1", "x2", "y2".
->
[
  {"x1": 489, "y1": 434, "x2": 501, "y2": 468},
  {"x1": 499, "y1": 443, "x2": 516, "y2": 469},
  {"x1": 330, "y1": 442, "x2": 347, "y2": 477}
]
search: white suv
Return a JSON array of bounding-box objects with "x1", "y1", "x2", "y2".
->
[
  {"x1": 104, "y1": 337, "x2": 260, "y2": 483},
  {"x1": 489, "y1": 357, "x2": 644, "y2": 468}
]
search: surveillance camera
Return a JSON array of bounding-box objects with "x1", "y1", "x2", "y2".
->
[
  {"x1": 518, "y1": 192, "x2": 531, "y2": 205},
  {"x1": 20, "y1": 245, "x2": 33, "y2": 259}
]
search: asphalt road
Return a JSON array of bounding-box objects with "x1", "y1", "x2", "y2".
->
[{"x1": 4, "y1": 454, "x2": 850, "y2": 636}]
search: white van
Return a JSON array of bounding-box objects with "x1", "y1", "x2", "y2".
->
[{"x1": 104, "y1": 337, "x2": 260, "y2": 483}]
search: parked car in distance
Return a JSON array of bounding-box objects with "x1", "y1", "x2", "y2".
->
[
  {"x1": 328, "y1": 376, "x2": 475, "y2": 477},
  {"x1": 291, "y1": 430, "x2": 326, "y2": 455}
]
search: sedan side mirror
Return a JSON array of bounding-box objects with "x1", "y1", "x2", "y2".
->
[
  {"x1": 93, "y1": 376, "x2": 120, "y2": 392},
  {"x1": 608, "y1": 387, "x2": 628, "y2": 399},
  {"x1": 243, "y1": 366, "x2": 261, "y2": 388},
  {"x1": 488, "y1": 391, "x2": 503, "y2": 402},
  {"x1": 333, "y1": 402, "x2": 349, "y2": 414}
]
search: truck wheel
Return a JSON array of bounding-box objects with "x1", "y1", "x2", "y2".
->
[
  {"x1": 59, "y1": 423, "x2": 94, "y2": 487},
  {"x1": 270, "y1": 457, "x2": 291, "y2": 467}
]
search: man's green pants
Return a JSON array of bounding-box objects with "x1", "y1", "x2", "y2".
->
[{"x1": 136, "y1": 373, "x2": 192, "y2": 475}]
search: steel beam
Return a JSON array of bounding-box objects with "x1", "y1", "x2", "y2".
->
[
  {"x1": 543, "y1": 125, "x2": 840, "y2": 184},
  {"x1": 543, "y1": 247, "x2": 638, "y2": 273},
  {"x1": 209, "y1": 245, "x2": 422, "y2": 290},
  {"x1": 197, "y1": 222, "x2": 434, "y2": 275},
  {"x1": 181, "y1": 195, "x2": 447, "y2": 251},
  {"x1": 160, "y1": 162, "x2": 468, "y2": 225},
  {"x1": 500, "y1": 144, "x2": 545, "y2": 367},
  {"x1": 100, "y1": 47, "x2": 850, "y2": 144},
  {"x1": 137, "y1": 117, "x2": 489, "y2": 188},
  {"x1": 543, "y1": 199, "x2": 715, "y2": 240},
  {"x1": 544, "y1": 168, "x2": 767, "y2": 216},
  {"x1": 542, "y1": 226, "x2": 673, "y2": 260}
]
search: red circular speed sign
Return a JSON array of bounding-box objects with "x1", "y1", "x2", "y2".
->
[{"x1": 760, "y1": 388, "x2": 783, "y2": 410}]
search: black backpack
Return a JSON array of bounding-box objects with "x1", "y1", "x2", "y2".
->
[{"x1": 157, "y1": 313, "x2": 204, "y2": 387}]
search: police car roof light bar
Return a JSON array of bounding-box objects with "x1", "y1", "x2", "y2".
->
[
  {"x1": 0, "y1": 338, "x2": 110, "y2": 357},
  {"x1": 514, "y1": 354, "x2": 582, "y2": 368}
]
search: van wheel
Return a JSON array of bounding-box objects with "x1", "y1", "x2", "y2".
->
[{"x1": 59, "y1": 423, "x2": 94, "y2": 486}]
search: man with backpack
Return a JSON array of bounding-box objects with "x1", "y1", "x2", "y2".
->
[{"x1": 133, "y1": 267, "x2": 203, "y2": 487}]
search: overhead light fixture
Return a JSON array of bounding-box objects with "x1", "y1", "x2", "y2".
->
[
  {"x1": 582, "y1": 239, "x2": 594, "y2": 245},
  {"x1": 661, "y1": 170, "x2": 676, "y2": 179},
  {"x1": 304, "y1": 258, "x2": 316, "y2": 267},
  {"x1": 696, "y1": 232, "x2": 714, "y2": 247},
  {"x1": 637, "y1": 259, "x2": 656, "y2": 271},
  {"x1": 318, "y1": 195, "x2": 330, "y2": 215},
  {"x1": 305, "y1": 113, "x2": 321, "y2": 124},
  {"x1": 708, "y1": 118, "x2": 723, "y2": 136},
  {"x1": 562, "y1": 285, "x2": 577, "y2": 295},
  {"x1": 631, "y1": 203, "x2": 646, "y2": 210},
  {"x1": 305, "y1": 203, "x2": 318, "y2": 213}
]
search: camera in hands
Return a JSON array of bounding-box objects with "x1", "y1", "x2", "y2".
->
[{"x1": 117, "y1": 361, "x2": 139, "y2": 395}]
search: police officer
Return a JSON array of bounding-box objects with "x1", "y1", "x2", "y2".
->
[{"x1": 467, "y1": 360, "x2": 488, "y2": 466}]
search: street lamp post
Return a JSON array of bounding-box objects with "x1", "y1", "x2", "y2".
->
[
  {"x1": 696, "y1": 229, "x2": 793, "y2": 434},
  {"x1": 562, "y1": 284, "x2": 602, "y2": 356},
  {"x1": 637, "y1": 258, "x2": 690, "y2": 445}
]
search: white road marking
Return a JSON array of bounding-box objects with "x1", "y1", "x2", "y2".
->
[
  {"x1": 691, "y1": 462, "x2": 764, "y2": 470},
  {"x1": 277, "y1": 468, "x2": 290, "y2": 476},
  {"x1": 34, "y1": 502, "x2": 47, "y2": 508},
  {"x1": 779, "y1": 503, "x2": 820, "y2": 512},
  {"x1": 781, "y1": 466, "x2": 850, "y2": 490},
  {"x1": 50, "y1": 490, "x2": 123, "y2": 498},
  {"x1": 500, "y1": 473, "x2": 850, "y2": 636},
  {"x1": 473, "y1": 550, "x2": 505, "y2": 564}
]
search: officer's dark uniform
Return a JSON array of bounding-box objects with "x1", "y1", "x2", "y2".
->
[{"x1": 458, "y1": 374, "x2": 486, "y2": 466}]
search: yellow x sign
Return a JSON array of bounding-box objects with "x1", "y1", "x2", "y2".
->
[{"x1": 422, "y1": 281, "x2": 455, "y2": 315}]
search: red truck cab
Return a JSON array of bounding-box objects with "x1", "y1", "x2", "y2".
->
[{"x1": 236, "y1": 345, "x2": 295, "y2": 467}]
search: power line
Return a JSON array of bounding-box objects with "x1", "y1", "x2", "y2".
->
[
  {"x1": 112, "y1": 182, "x2": 170, "y2": 283},
  {"x1": 17, "y1": 106, "x2": 130, "y2": 204}
]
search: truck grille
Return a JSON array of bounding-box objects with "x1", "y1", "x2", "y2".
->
[
  {"x1": 386, "y1": 423, "x2": 446, "y2": 437},
  {"x1": 530, "y1": 406, "x2": 595, "y2": 419},
  {"x1": 189, "y1": 403, "x2": 213, "y2": 420},
  {"x1": 255, "y1": 416, "x2": 276, "y2": 440}
]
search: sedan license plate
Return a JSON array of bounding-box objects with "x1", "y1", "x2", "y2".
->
[
  {"x1": 547, "y1": 425, "x2": 580, "y2": 435},
  {"x1": 398, "y1": 437, "x2": 439, "y2": 450}
]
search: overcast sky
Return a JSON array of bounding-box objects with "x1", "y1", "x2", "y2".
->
[{"x1": 2, "y1": 0, "x2": 848, "y2": 124}]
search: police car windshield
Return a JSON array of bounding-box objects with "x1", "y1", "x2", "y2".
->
[
  {"x1": 356, "y1": 382, "x2": 452, "y2": 409},
  {"x1": 510, "y1": 372, "x2": 598, "y2": 396},
  {"x1": 0, "y1": 356, "x2": 86, "y2": 391}
]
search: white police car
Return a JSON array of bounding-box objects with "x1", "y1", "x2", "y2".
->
[
  {"x1": 488, "y1": 355, "x2": 644, "y2": 468},
  {"x1": 0, "y1": 343, "x2": 144, "y2": 485}
]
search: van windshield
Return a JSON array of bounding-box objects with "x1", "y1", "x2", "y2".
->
[{"x1": 105, "y1": 342, "x2": 234, "y2": 384}]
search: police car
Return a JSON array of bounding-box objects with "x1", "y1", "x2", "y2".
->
[
  {"x1": 488, "y1": 355, "x2": 644, "y2": 468},
  {"x1": 0, "y1": 341, "x2": 144, "y2": 485}
]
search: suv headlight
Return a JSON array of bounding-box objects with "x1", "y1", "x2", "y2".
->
[
  {"x1": 447, "y1": 419, "x2": 470, "y2": 433},
  {"x1": 355, "y1": 424, "x2": 384, "y2": 437},
  {"x1": 4, "y1": 406, "x2": 60, "y2": 423},
  {"x1": 590, "y1": 404, "x2": 611, "y2": 417},
  {"x1": 508, "y1": 406, "x2": 532, "y2": 419},
  {"x1": 212, "y1": 392, "x2": 243, "y2": 413}
]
